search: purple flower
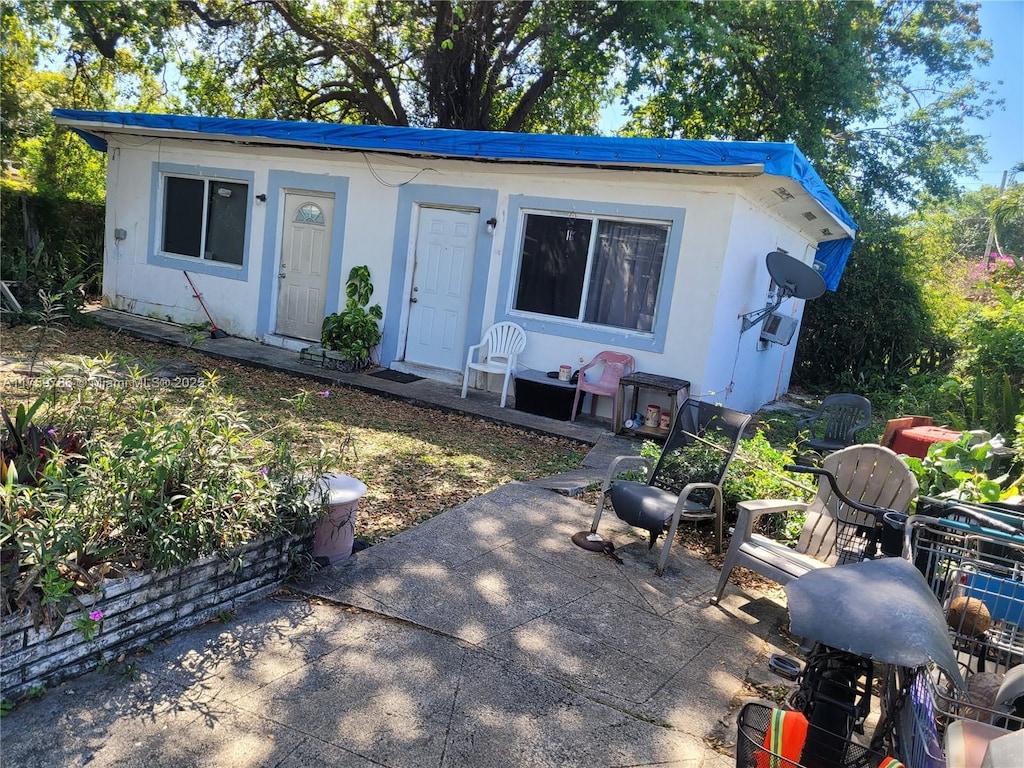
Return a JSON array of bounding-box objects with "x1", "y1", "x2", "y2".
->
[
  {"x1": 89, "y1": 610, "x2": 104, "y2": 621},
  {"x1": 259, "y1": 467, "x2": 269, "y2": 476},
  {"x1": 47, "y1": 429, "x2": 57, "y2": 437},
  {"x1": 319, "y1": 390, "x2": 330, "y2": 398}
]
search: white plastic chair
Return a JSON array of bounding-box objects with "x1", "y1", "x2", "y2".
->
[{"x1": 460, "y1": 322, "x2": 527, "y2": 408}]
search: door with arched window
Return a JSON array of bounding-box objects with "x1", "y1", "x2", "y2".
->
[{"x1": 275, "y1": 193, "x2": 334, "y2": 340}]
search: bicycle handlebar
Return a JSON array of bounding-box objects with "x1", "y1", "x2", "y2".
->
[{"x1": 783, "y1": 463, "x2": 896, "y2": 520}]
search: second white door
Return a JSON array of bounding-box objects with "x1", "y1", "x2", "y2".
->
[{"x1": 404, "y1": 207, "x2": 477, "y2": 370}]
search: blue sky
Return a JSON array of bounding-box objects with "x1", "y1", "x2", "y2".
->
[{"x1": 964, "y1": 0, "x2": 1024, "y2": 190}]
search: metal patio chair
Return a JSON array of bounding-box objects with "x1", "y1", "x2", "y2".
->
[{"x1": 589, "y1": 398, "x2": 752, "y2": 575}]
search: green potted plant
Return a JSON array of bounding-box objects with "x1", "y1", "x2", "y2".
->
[{"x1": 320, "y1": 266, "x2": 384, "y2": 371}]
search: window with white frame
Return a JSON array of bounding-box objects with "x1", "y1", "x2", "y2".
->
[
  {"x1": 161, "y1": 175, "x2": 249, "y2": 266},
  {"x1": 513, "y1": 212, "x2": 669, "y2": 333}
]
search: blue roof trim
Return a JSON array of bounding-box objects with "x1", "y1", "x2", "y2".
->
[
  {"x1": 52, "y1": 109, "x2": 856, "y2": 290},
  {"x1": 68, "y1": 126, "x2": 108, "y2": 152},
  {"x1": 815, "y1": 238, "x2": 854, "y2": 291}
]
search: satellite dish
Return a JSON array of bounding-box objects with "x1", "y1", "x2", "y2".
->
[
  {"x1": 740, "y1": 251, "x2": 827, "y2": 334},
  {"x1": 766, "y1": 250, "x2": 827, "y2": 300}
]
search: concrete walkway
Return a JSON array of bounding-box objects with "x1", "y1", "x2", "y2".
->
[{"x1": 0, "y1": 310, "x2": 791, "y2": 767}]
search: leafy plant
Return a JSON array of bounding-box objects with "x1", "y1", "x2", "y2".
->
[
  {"x1": 902, "y1": 433, "x2": 1020, "y2": 503},
  {"x1": 71, "y1": 609, "x2": 104, "y2": 640},
  {"x1": 0, "y1": 397, "x2": 87, "y2": 486},
  {"x1": 321, "y1": 266, "x2": 383, "y2": 370},
  {"x1": 26, "y1": 290, "x2": 70, "y2": 373},
  {"x1": 1, "y1": 356, "x2": 335, "y2": 626},
  {"x1": 630, "y1": 428, "x2": 813, "y2": 540}
]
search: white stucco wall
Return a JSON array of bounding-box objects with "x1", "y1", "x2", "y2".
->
[{"x1": 100, "y1": 136, "x2": 824, "y2": 414}]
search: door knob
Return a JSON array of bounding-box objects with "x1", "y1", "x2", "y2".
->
[
  {"x1": 410, "y1": 297, "x2": 418, "y2": 303},
  {"x1": 278, "y1": 272, "x2": 286, "y2": 278}
]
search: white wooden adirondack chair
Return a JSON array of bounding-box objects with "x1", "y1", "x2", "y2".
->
[{"x1": 712, "y1": 444, "x2": 918, "y2": 603}]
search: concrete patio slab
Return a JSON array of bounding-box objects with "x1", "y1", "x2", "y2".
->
[{"x1": 0, "y1": 309, "x2": 790, "y2": 767}]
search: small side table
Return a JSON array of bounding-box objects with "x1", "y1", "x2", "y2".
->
[{"x1": 613, "y1": 372, "x2": 691, "y2": 437}]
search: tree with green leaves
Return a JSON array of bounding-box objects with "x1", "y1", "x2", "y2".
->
[
  {"x1": 621, "y1": 0, "x2": 995, "y2": 209},
  {"x1": 28, "y1": 0, "x2": 677, "y2": 133},
  {"x1": 27, "y1": 1, "x2": 997, "y2": 207},
  {"x1": 988, "y1": 163, "x2": 1024, "y2": 264}
]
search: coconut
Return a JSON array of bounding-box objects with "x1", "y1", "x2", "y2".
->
[{"x1": 947, "y1": 596, "x2": 992, "y2": 637}]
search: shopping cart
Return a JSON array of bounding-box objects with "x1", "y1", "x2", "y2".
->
[
  {"x1": 905, "y1": 497, "x2": 1024, "y2": 606},
  {"x1": 885, "y1": 507, "x2": 1024, "y2": 766}
]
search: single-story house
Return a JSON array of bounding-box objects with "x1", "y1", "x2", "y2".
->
[{"x1": 53, "y1": 109, "x2": 856, "y2": 416}]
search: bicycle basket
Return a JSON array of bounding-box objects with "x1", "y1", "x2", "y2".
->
[
  {"x1": 832, "y1": 507, "x2": 881, "y2": 565},
  {"x1": 736, "y1": 702, "x2": 888, "y2": 768}
]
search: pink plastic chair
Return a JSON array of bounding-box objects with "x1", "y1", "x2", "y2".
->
[{"x1": 571, "y1": 351, "x2": 636, "y2": 423}]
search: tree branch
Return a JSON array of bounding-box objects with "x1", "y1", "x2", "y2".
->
[
  {"x1": 263, "y1": 0, "x2": 408, "y2": 124},
  {"x1": 502, "y1": 67, "x2": 557, "y2": 132}
]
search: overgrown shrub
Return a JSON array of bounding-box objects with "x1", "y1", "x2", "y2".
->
[
  {"x1": 794, "y1": 210, "x2": 954, "y2": 390},
  {"x1": 1, "y1": 356, "x2": 334, "y2": 626},
  {"x1": 0, "y1": 180, "x2": 104, "y2": 308},
  {"x1": 951, "y1": 276, "x2": 1024, "y2": 438},
  {"x1": 725, "y1": 431, "x2": 814, "y2": 541}
]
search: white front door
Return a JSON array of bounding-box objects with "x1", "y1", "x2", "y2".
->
[
  {"x1": 275, "y1": 193, "x2": 334, "y2": 340},
  {"x1": 404, "y1": 207, "x2": 477, "y2": 370}
]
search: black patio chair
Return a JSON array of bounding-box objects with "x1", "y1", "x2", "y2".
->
[
  {"x1": 796, "y1": 393, "x2": 873, "y2": 456},
  {"x1": 588, "y1": 398, "x2": 751, "y2": 575}
]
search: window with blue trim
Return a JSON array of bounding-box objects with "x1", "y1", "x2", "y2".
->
[
  {"x1": 514, "y1": 212, "x2": 668, "y2": 333},
  {"x1": 161, "y1": 175, "x2": 249, "y2": 266}
]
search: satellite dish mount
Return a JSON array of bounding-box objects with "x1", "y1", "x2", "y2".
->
[{"x1": 740, "y1": 250, "x2": 827, "y2": 333}]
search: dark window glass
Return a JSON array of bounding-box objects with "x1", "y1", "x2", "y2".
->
[
  {"x1": 514, "y1": 211, "x2": 669, "y2": 332},
  {"x1": 161, "y1": 176, "x2": 248, "y2": 266},
  {"x1": 163, "y1": 177, "x2": 204, "y2": 257},
  {"x1": 205, "y1": 182, "x2": 248, "y2": 265},
  {"x1": 514, "y1": 214, "x2": 591, "y2": 318}
]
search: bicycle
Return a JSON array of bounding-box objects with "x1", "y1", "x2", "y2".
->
[
  {"x1": 733, "y1": 471, "x2": 1021, "y2": 768},
  {"x1": 736, "y1": 462, "x2": 925, "y2": 767}
]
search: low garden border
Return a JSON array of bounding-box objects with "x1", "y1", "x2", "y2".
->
[{"x1": 1, "y1": 533, "x2": 308, "y2": 702}]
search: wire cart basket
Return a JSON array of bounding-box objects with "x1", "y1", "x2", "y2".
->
[
  {"x1": 829, "y1": 500, "x2": 889, "y2": 566},
  {"x1": 736, "y1": 702, "x2": 889, "y2": 768},
  {"x1": 885, "y1": 509, "x2": 1024, "y2": 767}
]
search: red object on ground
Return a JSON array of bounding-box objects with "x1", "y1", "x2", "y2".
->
[{"x1": 889, "y1": 425, "x2": 962, "y2": 458}]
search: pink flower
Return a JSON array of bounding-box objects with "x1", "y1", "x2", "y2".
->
[
  {"x1": 319, "y1": 390, "x2": 330, "y2": 398},
  {"x1": 89, "y1": 610, "x2": 104, "y2": 621}
]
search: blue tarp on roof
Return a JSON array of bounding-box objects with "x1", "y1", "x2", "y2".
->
[{"x1": 53, "y1": 109, "x2": 856, "y2": 289}]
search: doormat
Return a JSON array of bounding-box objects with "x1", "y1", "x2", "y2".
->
[{"x1": 368, "y1": 369, "x2": 424, "y2": 384}]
